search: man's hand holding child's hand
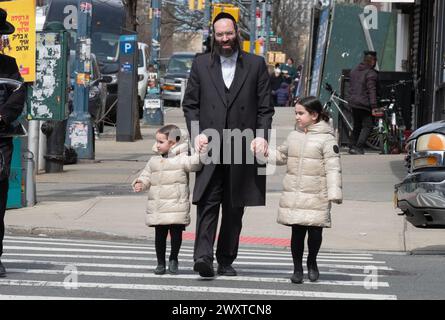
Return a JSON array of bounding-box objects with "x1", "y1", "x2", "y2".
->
[{"x1": 133, "y1": 181, "x2": 143, "y2": 193}]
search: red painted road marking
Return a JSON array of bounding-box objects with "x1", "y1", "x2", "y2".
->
[{"x1": 182, "y1": 232, "x2": 290, "y2": 247}]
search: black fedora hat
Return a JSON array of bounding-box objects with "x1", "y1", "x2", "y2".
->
[{"x1": 0, "y1": 8, "x2": 15, "y2": 35}]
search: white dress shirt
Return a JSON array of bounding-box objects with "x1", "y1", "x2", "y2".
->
[{"x1": 220, "y1": 50, "x2": 238, "y2": 89}]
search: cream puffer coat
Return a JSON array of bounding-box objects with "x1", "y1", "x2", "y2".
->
[
  {"x1": 131, "y1": 131, "x2": 202, "y2": 227},
  {"x1": 268, "y1": 120, "x2": 342, "y2": 228}
]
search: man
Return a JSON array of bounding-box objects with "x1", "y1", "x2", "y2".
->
[
  {"x1": 182, "y1": 12, "x2": 274, "y2": 278},
  {"x1": 270, "y1": 67, "x2": 283, "y2": 106},
  {"x1": 347, "y1": 51, "x2": 378, "y2": 155},
  {"x1": 280, "y1": 58, "x2": 297, "y2": 82},
  {"x1": 0, "y1": 8, "x2": 26, "y2": 277}
]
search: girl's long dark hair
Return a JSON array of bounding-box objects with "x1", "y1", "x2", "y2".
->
[{"x1": 296, "y1": 96, "x2": 330, "y2": 123}]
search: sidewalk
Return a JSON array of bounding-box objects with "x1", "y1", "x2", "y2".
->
[{"x1": 5, "y1": 107, "x2": 445, "y2": 254}]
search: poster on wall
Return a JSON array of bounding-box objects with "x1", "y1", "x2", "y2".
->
[
  {"x1": 309, "y1": 7, "x2": 331, "y2": 97},
  {"x1": 0, "y1": 0, "x2": 36, "y2": 82}
]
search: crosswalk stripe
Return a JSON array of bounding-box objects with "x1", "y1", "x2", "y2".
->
[
  {"x1": 2, "y1": 258, "x2": 394, "y2": 271},
  {"x1": 3, "y1": 246, "x2": 385, "y2": 264},
  {"x1": 3, "y1": 236, "x2": 374, "y2": 257},
  {"x1": 232, "y1": 268, "x2": 388, "y2": 278},
  {"x1": 3, "y1": 252, "x2": 381, "y2": 266},
  {"x1": 4, "y1": 255, "x2": 384, "y2": 278},
  {"x1": 0, "y1": 279, "x2": 397, "y2": 300},
  {"x1": 0, "y1": 294, "x2": 113, "y2": 300},
  {"x1": 6, "y1": 268, "x2": 390, "y2": 288}
]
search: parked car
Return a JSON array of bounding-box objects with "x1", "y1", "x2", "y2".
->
[
  {"x1": 160, "y1": 52, "x2": 196, "y2": 107},
  {"x1": 137, "y1": 42, "x2": 150, "y2": 116},
  {"x1": 68, "y1": 51, "x2": 111, "y2": 133},
  {"x1": 394, "y1": 120, "x2": 445, "y2": 228}
]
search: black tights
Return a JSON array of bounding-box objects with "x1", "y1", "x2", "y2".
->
[
  {"x1": 155, "y1": 225, "x2": 183, "y2": 266},
  {"x1": 291, "y1": 225, "x2": 323, "y2": 272}
]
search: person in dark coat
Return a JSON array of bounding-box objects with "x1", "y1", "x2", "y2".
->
[
  {"x1": 182, "y1": 12, "x2": 274, "y2": 278},
  {"x1": 0, "y1": 8, "x2": 26, "y2": 278},
  {"x1": 347, "y1": 51, "x2": 378, "y2": 155},
  {"x1": 276, "y1": 82, "x2": 290, "y2": 107},
  {"x1": 270, "y1": 68, "x2": 283, "y2": 106}
]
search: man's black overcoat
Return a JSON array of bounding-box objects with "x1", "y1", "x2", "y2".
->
[{"x1": 183, "y1": 51, "x2": 274, "y2": 206}]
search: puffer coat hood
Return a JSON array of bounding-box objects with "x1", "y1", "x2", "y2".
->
[
  {"x1": 268, "y1": 121, "x2": 342, "y2": 227},
  {"x1": 132, "y1": 129, "x2": 202, "y2": 227}
]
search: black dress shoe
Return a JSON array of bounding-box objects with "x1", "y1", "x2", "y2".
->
[
  {"x1": 0, "y1": 261, "x2": 5, "y2": 277},
  {"x1": 193, "y1": 258, "x2": 214, "y2": 277},
  {"x1": 168, "y1": 260, "x2": 178, "y2": 274},
  {"x1": 290, "y1": 271, "x2": 303, "y2": 284},
  {"x1": 307, "y1": 262, "x2": 320, "y2": 282},
  {"x1": 217, "y1": 264, "x2": 237, "y2": 276},
  {"x1": 154, "y1": 264, "x2": 166, "y2": 275}
]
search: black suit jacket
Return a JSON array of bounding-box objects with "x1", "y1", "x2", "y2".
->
[
  {"x1": 0, "y1": 54, "x2": 26, "y2": 128},
  {"x1": 183, "y1": 51, "x2": 274, "y2": 206}
]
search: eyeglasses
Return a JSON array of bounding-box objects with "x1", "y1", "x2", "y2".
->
[{"x1": 214, "y1": 31, "x2": 236, "y2": 38}]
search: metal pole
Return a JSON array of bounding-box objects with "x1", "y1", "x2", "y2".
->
[
  {"x1": 28, "y1": 120, "x2": 39, "y2": 174},
  {"x1": 265, "y1": 0, "x2": 271, "y2": 57},
  {"x1": 26, "y1": 120, "x2": 39, "y2": 206},
  {"x1": 151, "y1": 0, "x2": 161, "y2": 73},
  {"x1": 204, "y1": 0, "x2": 211, "y2": 35},
  {"x1": 66, "y1": 0, "x2": 94, "y2": 159},
  {"x1": 38, "y1": 120, "x2": 46, "y2": 172},
  {"x1": 145, "y1": 0, "x2": 164, "y2": 125},
  {"x1": 250, "y1": 0, "x2": 257, "y2": 54}
]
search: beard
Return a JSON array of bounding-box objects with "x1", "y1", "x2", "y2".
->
[{"x1": 214, "y1": 36, "x2": 239, "y2": 57}]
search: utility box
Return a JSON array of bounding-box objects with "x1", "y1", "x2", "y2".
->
[
  {"x1": 27, "y1": 31, "x2": 69, "y2": 121},
  {"x1": 6, "y1": 138, "x2": 24, "y2": 209}
]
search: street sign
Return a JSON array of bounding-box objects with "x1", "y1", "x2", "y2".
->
[
  {"x1": 144, "y1": 98, "x2": 161, "y2": 109},
  {"x1": 119, "y1": 35, "x2": 137, "y2": 55},
  {"x1": 269, "y1": 37, "x2": 282, "y2": 44}
]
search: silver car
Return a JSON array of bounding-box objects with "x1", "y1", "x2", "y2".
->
[{"x1": 395, "y1": 120, "x2": 445, "y2": 228}]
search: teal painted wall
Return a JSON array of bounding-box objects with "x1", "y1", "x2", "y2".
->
[{"x1": 318, "y1": 4, "x2": 397, "y2": 128}]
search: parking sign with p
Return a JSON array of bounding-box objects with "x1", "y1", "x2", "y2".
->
[{"x1": 119, "y1": 35, "x2": 137, "y2": 55}]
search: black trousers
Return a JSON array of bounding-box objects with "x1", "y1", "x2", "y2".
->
[
  {"x1": 291, "y1": 225, "x2": 323, "y2": 272},
  {"x1": 154, "y1": 225, "x2": 184, "y2": 265},
  {"x1": 0, "y1": 140, "x2": 13, "y2": 258},
  {"x1": 351, "y1": 108, "x2": 373, "y2": 147},
  {"x1": 194, "y1": 165, "x2": 244, "y2": 266}
]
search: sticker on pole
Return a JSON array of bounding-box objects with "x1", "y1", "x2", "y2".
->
[
  {"x1": 144, "y1": 98, "x2": 161, "y2": 109},
  {"x1": 121, "y1": 62, "x2": 133, "y2": 72},
  {"x1": 69, "y1": 121, "x2": 88, "y2": 149}
]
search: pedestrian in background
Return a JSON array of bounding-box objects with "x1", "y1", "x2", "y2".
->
[
  {"x1": 262, "y1": 96, "x2": 342, "y2": 284},
  {"x1": 280, "y1": 57, "x2": 297, "y2": 81},
  {"x1": 347, "y1": 51, "x2": 379, "y2": 155},
  {"x1": 0, "y1": 8, "x2": 27, "y2": 278},
  {"x1": 132, "y1": 124, "x2": 205, "y2": 275},
  {"x1": 182, "y1": 12, "x2": 273, "y2": 278},
  {"x1": 276, "y1": 82, "x2": 290, "y2": 107},
  {"x1": 270, "y1": 68, "x2": 284, "y2": 106}
]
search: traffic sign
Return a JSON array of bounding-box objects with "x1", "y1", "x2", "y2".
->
[{"x1": 119, "y1": 35, "x2": 137, "y2": 55}]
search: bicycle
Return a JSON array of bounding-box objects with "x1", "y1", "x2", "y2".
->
[
  {"x1": 323, "y1": 82, "x2": 408, "y2": 154},
  {"x1": 366, "y1": 81, "x2": 409, "y2": 154},
  {"x1": 322, "y1": 83, "x2": 374, "y2": 148}
]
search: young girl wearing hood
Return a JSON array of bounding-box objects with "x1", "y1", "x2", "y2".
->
[{"x1": 132, "y1": 124, "x2": 205, "y2": 275}]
